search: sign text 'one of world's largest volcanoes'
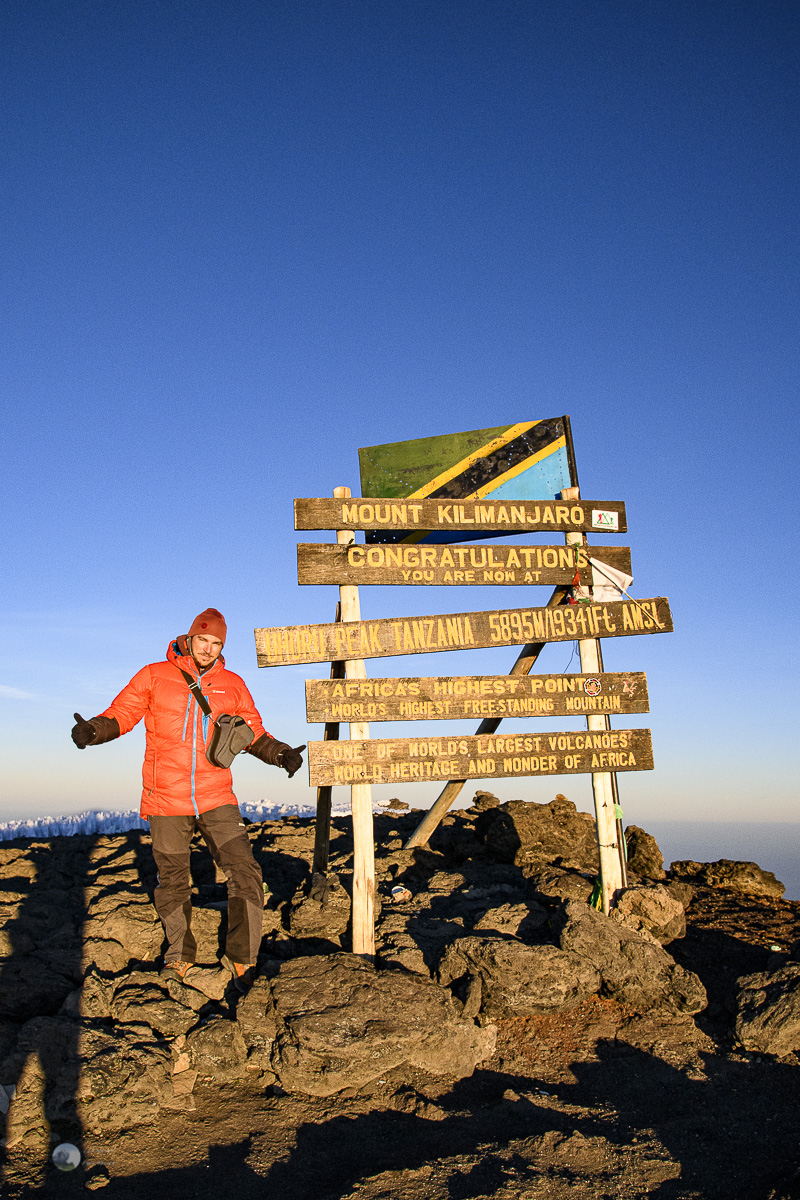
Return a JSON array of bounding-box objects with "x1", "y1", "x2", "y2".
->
[
  {"x1": 307, "y1": 728, "x2": 655, "y2": 787},
  {"x1": 255, "y1": 597, "x2": 672, "y2": 667},
  {"x1": 294, "y1": 496, "x2": 627, "y2": 533}
]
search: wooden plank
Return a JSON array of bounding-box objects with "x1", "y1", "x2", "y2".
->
[
  {"x1": 563, "y1": 483, "x2": 624, "y2": 909},
  {"x1": 306, "y1": 671, "x2": 649, "y2": 723},
  {"x1": 255, "y1": 597, "x2": 672, "y2": 667},
  {"x1": 294, "y1": 496, "x2": 627, "y2": 534},
  {"x1": 308, "y1": 728, "x2": 654, "y2": 787},
  {"x1": 311, "y1": 602, "x2": 343, "y2": 879},
  {"x1": 297, "y1": 543, "x2": 632, "y2": 587},
  {"x1": 333, "y1": 486, "x2": 375, "y2": 959}
]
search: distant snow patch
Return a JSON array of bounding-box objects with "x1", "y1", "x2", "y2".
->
[{"x1": 0, "y1": 798, "x2": 389, "y2": 841}]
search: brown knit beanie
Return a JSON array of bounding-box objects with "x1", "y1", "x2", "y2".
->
[{"x1": 188, "y1": 608, "x2": 227, "y2": 645}]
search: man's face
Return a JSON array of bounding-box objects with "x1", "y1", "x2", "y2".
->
[{"x1": 190, "y1": 634, "x2": 223, "y2": 669}]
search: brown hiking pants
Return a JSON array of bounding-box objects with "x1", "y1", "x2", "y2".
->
[{"x1": 148, "y1": 805, "x2": 263, "y2": 966}]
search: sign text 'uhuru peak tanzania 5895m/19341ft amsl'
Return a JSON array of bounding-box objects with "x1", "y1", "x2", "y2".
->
[{"x1": 255, "y1": 597, "x2": 672, "y2": 667}]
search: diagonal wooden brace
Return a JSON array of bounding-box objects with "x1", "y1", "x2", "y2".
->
[{"x1": 404, "y1": 583, "x2": 572, "y2": 849}]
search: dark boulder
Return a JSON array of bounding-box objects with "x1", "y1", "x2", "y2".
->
[
  {"x1": 438, "y1": 936, "x2": 601, "y2": 1017},
  {"x1": 670, "y1": 859, "x2": 784, "y2": 898},
  {"x1": 625, "y1": 826, "x2": 666, "y2": 880},
  {"x1": 288, "y1": 873, "x2": 351, "y2": 942},
  {"x1": 478, "y1": 795, "x2": 599, "y2": 872},
  {"x1": 185, "y1": 1016, "x2": 248, "y2": 1082},
  {"x1": 611, "y1": 884, "x2": 686, "y2": 944},
  {"x1": 525, "y1": 867, "x2": 595, "y2": 905},
  {"x1": 556, "y1": 900, "x2": 706, "y2": 1015},
  {"x1": 270, "y1": 953, "x2": 495, "y2": 1096},
  {"x1": 472, "y1": 901, "x2": 548, "y2": 939},
  {"x1": 110, "y1": 973, "x2": 198, "y2": 1038},
  {"x1": 735, "y1": 964, "x2": 800, "y2": 1057}
]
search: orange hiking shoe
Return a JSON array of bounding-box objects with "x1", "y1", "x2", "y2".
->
[
  {"x1": 221, "y1": 956, "x2": 256, "y2": 993},
  {"x1": 160, "y1": 960, "x2": 195, "y2": 982}
]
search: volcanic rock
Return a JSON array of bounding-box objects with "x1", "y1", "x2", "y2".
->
[
  {"x1": 270, "y1": 953, "x2": 495, "y2": 1096},
  {"x1": 235, "y1": 978, "x2": 278, "y2": 1077},
  {"x1": 526, "y1": 867, "x2": 595, "y2": 905},
  {"x1": 472, "y1": 901, "x2": 548, "y2": 939},
  {"x1": 478, "y1": 794, "x2": 599, "y2": 872},
  {"x1": 670, "y1": 859, "x2": 784, "y2": 898},
  {"x1": 469, "y1": 790, "x2": 501, "y2": 812},
  {"x1": 83, "y1": 891, "x2": 162, "y2": 964},
  {"x1": 438, "y1": 936, "x2": 601, "y2": 1017},
  {"x1": 288, "y1": 872, "x2": 351, "y2": 941},
  {"x1": 625, "y1": 825, "x2": 666, "y2": 879},
  {"x1": 74, "y1": 1023, "x2": 173, "y2": 1134},
  {"x1": 60, "y1": 971, "x2": 113, "y2": 1020},
  {"x1": 111, "y1": 973, "x2": 198, "y2": 1038},
  {"x1": 185, "y1": 1016, "x2": 248, "y2": 1082},
  {"x1": 611, "y1": 883, "x2": 686, "y2": 944},
  {"x1": 0, "y1": 957, "x2": 77, "y2": 1019},
  {"x1": 2, "y1": 1016, "x2": 173, "y2": 1142},
  {"x1": 556, "y1": 899, "x2": 706, "y2": 1015},
  {"x1": 735, "y1": 963, "x2": 800, "y2": 1057}
]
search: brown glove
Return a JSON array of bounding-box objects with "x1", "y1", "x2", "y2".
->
[
  {"x1": 249, "y1": 735, "x2": 306, "y2": 778},
  {"x1": 71, "y1": 713, "x2": 120, "y2": 749}
]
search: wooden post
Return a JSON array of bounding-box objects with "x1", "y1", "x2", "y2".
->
[
  {"x1": 311, "y1": 602, "x2": 344, "y2": 880},
  {"x1": 562, "y1": 485, "x2": 624, "y2": 912},
  {"x1": 333, "y1": 487, "x2": 375, "y2": 958},
  {"x1": 404, "y1": 583, "x2": 571, "y2": 850}
]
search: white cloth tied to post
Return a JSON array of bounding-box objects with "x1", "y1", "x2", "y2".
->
[{"x1": 573, "y1": 557, "x2": 634, "y2": 604}]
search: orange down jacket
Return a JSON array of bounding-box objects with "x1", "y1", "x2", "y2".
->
[{"x1": 102, "y1": 640, "x2": 270, "y2": 818}]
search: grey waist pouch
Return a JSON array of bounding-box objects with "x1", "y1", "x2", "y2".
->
[{"x1": 206, "y1": 714, "x2": 254, "y2": 769}]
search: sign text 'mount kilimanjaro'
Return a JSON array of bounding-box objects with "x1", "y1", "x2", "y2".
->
[
  {"x1": 305, "y1": 671, "x2": 649, "y2": 723},
  {"x1": 308, "y1": 728, "x2": 654, "y2": 787},
  {"x1": 294, "y1": 497, "x2": 627, "y2": 534},
  {"x1": 297, "y1": 543, "x2": 632, "y2": 587},
  {"x1": 255, "y1": 597, "x2": 672, "y2": 667}
]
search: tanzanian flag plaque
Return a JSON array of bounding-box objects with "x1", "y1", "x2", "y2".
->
[{"x1": 358, "y1": 417, "x2": 576, "y2": 544}]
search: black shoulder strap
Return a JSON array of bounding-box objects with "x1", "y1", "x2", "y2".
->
[{"x1": 176, "y1": 665, "x2": 213, "y2": 719}]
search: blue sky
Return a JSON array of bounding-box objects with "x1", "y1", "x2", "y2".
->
[{"x1": 1, "y1": 0, "x2": 798, "y2": 829}]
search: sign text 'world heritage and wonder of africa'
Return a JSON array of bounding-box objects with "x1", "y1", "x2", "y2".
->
[
  {"x1": 305, "y1": 671, "x2": 649, "y2": 723},
  {"x1": 255, "y1": 598, "x2": 672, "y2": 667},
  {"x1": 307, "y1": 728, "x2": 654, "y2": 787}
]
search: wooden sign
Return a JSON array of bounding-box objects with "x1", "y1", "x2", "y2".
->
[
  {"x1": 308, "y1": 728, "x2": 654, "y2": 787},
  {"x1": 255, "y1": 597, "x2": 672, "y2": 667},
  {"x1": 297, "y1": 542, "x2": 631, "y2": 587},
  {"x1": 305, "y1": 671, "x2": 649, "y2": 723},
  {"x1": 294, "y1": 496, "x2": 627, "y2": 535}
]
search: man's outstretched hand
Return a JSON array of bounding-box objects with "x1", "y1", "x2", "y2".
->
[
  {"x1": 280, "y1": 745, "x2": 306, "y2": 779},
  {"x1": 71, "y1": 713, "x2": 96, "y2": 749}
]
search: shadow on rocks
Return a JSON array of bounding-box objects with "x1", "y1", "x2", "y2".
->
[
  {"x1": 5, "y1": 1136, "x2": 263, "y2": 1200},
  {"x1": 567, "y1": 1039, "x2": 800, "y2": 1200},
  {"x1": 668, "y1": 924, "x2": 772, "y2": 1028},
  {"x1": 251, "y1": 1069, "x2": 592, "y2": 1200},
  {"x1": 0, "y1": 835, "x2": 99, "y2": 1168}
]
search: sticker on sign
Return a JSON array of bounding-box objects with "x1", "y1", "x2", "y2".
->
[{"x1": 592, "y1": 509, "x2": 619, "y2": 531}]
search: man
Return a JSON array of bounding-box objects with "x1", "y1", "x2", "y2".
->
[{"x1": 71, "y1": 608, "x2": 304, "y2": 991}]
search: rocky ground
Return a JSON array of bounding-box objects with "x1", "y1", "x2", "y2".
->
[{"x1": 1, "y1": 792, "x2": 799, "y2": 1199}]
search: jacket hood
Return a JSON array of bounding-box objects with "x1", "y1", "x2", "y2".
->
[{"x1": 167, "y1": 637, "x2": 225, "y2": 677}]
